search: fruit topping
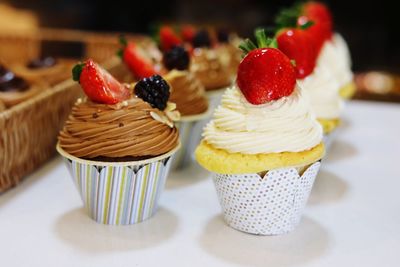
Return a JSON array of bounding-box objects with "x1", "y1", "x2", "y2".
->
[
  {"x1": 277, "y1": 28, "x2": 316, "y2": 78},
  {"x1": 134, "y1": 74, "x2": 170, "y2": 110},
  {"x1": 192, "y1": 30, "x2": 212, "y2": 48},
  {"x1": 163, "y1": 45, "x2": 190, "y2": 71},
  {"x1": 237, "y1": 29, "x2": 296, "y2": 105},
  {"x1": 217, "y1": 28, "x2": 230, "y2": 43},
  {"x1": 118, "y1": 36, "x2": 157, "y2": 79},
  {"x1": 159, "y1": 26, "x2": 182, "y2": 52},
  {"x1": 72, "y1": 59, "x2": 131, "y2": 104}
]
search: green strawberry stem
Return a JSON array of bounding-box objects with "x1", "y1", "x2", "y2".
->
[
  {"x1": 117, "y1": 35, "x2": 128, "y2": 59},
  {"x1": 239, "y1": 28, "x2": 277, "y2": 55},
  {"x1": 72, "y1": 62, "x2": 85, "y2": 82},
  {"x1": 274, "y1": 2, "x2": 314, "y2": 30},
  {"x1": 275, "y1": 3, "x2": 302, "y2": 29},
  {"x1": 299, "y1": 20, "x2": 314, "y2": 30}
]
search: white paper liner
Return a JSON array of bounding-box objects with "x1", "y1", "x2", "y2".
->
[
  {"x1": 212, "y1": 161, "x2": 321, "y2": 235},
  {"x1": 170, "y1": 110, "x2": 211, "y2": 170},
  {"x1": 57, "y1": 144, "x2": 179, "y2": 225},
  {"x1": 322, "y1": 129, "x2": 338, "y2": 151}
]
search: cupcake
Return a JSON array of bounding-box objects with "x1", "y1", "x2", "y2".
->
[
  {"x1": 190, "y1": 29, "x2": 232, "y2": 91},
  {"x1": 0, "y1": 64, "x2": 43, "y2": 108},
  {"x1": 0, "y1": 99, "x2": 5, "y2": 112},
  {"x1": 12, "y1": 56, "x2": 75, "y2": 86},
  {"x1": 195, "y1": 32, "x2": 324, "y2": 235},
  {"x1": 275, "y1": 1, "x2": 345, "y2": 145},
  {"x1": 57, "y1": 59, "x2": 180, "y2": 225},
  {"x1": 119, "y1": 37, "x2": 209, "y2": 168},
  {"x1": 214, "y1": 28, "x2": 242, "y2": 79},
  {"x1": 331, "y1": 33, "x2": 356, "y2": 99}
]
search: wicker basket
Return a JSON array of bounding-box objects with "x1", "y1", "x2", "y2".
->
[
  {"x1": 0, "y1": 28, "x2": 146, "y2": 64},
  {"x1": 0, "y1": 28, "x2": 149, "y2": 192},
  {"x1": 0, "y1": 79, "x2": 81, "y2": 192}
]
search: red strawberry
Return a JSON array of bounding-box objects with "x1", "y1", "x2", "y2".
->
[
  {"x1": 123, "y1": 42, "x2": 157, "y2": 79},
  {"x1": 298, "y1": 2, "x2": 333, "y2": 50},
  {"x1": 237, "y1": 48, "x2": 296, "y2": 105},
  {"x1": 159, "y1": 26, "x2": 182, "y2": 52},
  {"x1": 181, "y1": 25, "x2": 196, "y2": 43},
  {"x1": 277, "y1": 28, "x2": 316, "y2": 79},
  {"x1": 72, "y1": 59, "x2": 131, "y2": 104}
]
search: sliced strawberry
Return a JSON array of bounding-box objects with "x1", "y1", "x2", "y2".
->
[
  {"x1": 123, "y1": 43, "x2": 157, "y2": 79},
  {"x1": 72, "y1": 59, "x2": 131, "y2": 104},
  {"x1": 159, "y1": 26, "x2": 182, "y2": 52},
  {"x1": 181, "y1": 25, "x2": 196, "y2": 43},
  {"x1": 277, "y1": 28, "x2": 316, "y2": 79},
  {"x1": 237, "y1": 48, "x2": 296, "y2": 105}
]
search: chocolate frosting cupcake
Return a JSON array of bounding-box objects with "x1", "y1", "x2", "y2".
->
[{"x1": 59, "y1": 97, "x2": 179, "y2": 160}]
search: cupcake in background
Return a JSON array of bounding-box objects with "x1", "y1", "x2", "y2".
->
[
  {"x1": 275, "y1": 1, "x2": 347, "y2": 146},
  {"x1": 195, "y1": 30, "x2": 324, "y2": 235},
  {"x1": 57, "y1": 59, "x2": 180, "y2": 225},
  {"x1": 119, "y1": 36, "x2": 209, "y2": 169},
  {"x1": 0, "y1": 64, "x2": 45, "y2": 108},
  {"x1": 0, "y1": 99, "x2": 5, "y2": 112},
  {"x1": 11, "y1": 56, "x2": 75, "y2": 86},
  {"x1": 189, "y1": 29, "x2": 232, "y2": 93},
  {"x1": 214, "y1": 28, "x2": 242, "y2": 79}
]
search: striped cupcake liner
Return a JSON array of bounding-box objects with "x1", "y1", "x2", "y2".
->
[
  {"x1": 171, "y1": 110, "x2": 211, "y2": 170},
  {"x1": 212, "y1": 161, "x2": 321, "y2": 235},
  {"x1": 57, "y1": 144, "x2": 179, "y2": 225}
]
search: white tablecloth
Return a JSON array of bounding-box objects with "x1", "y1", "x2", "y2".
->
[{"x1": 1, "y1": 100, "x2": 399, "y2": 267}]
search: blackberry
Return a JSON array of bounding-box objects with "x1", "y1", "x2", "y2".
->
[
  {"x1": 134, "y1": 75, "x2": 170, "y2": 110},
  {"x1": 163, "y1": 46, "x2": 190, "y2": 71},
  {"x1": 192, "y1": 30, "x2": 211, "y2": 48},
  {"x1": 217, "y1": 28, "x2": 230, "y2": 43}
]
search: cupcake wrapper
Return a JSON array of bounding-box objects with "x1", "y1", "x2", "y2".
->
[
  {"x1": 171, "y1": 120, "x2": 197, "y2": 169},
  {"x1": 59, "y1": 146, "x2": 178, "y2": 225},
  {"x1": 212, "y1": 161, "x2": 321, "y2": 235},
  {"x1": 170, "y1": 110, "x2": 212, "y2": 170},
  {"x1": 323, "y1": 129, "x2": 338, "y2": 151}
]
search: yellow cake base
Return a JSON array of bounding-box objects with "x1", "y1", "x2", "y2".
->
[
  {"x1": 318, "y1": 118, "x2": 340, "y2": 134},
  {"x1": 195, "y1": 141, "x2": 325, "y2": 174},
  {"x1": 339, "y1": 81, "x2": 356, "y2": 100}
]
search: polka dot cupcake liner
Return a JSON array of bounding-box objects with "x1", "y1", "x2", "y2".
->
[{"x1": 212, "y1": 161, "x2": 321, "y2": 235}]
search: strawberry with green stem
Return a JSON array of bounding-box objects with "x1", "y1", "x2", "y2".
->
[
  {"x1": 159, "y1": 25, "x2": 182, "y2": 52},
  {"x1": 276, "y1": 22, "x2": 317, "y2": 79},
  {"x1": 237, "y1": 29, "x2": 296, "y2": 105},
  {"x1": 275, "y1": 1, "x2": 333, "y2": 53},
  {"x1": 72, "y1": 59, "x2": 131, "y2": 104}
]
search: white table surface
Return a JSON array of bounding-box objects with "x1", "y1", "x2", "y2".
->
[{"x1": 1, "y1": 100, "x2": 400, "y2": 267}]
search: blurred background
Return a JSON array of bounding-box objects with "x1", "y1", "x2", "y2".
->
[
  {"x1": 1, "y1": 0, "x2": 399, "y2": 101},
  {"x1": 3, "y1": 0, "x2": 398, "y2": 72}
]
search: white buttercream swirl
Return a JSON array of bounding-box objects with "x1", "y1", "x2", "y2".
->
[
  {"x1": 297, "y1": 34, "x2": 352, "y2": 119},
  {"x1": 203, "y1": 85, "x2": 323, "y2": 154}
]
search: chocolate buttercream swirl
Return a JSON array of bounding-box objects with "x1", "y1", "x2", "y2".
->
[
  {"x1": 190, "y1": 48, "x2": 232, "y2": 91},
  {"x1": 164, "y1": 70, "x2": 208, "y2": 116},
  {"x1": 58, "y1": 97, "x2": 179, "y2": 159}
]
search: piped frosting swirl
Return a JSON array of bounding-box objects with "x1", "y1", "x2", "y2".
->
[
  {"x1": 59, "y1": 97, "x2": 179, "y2": 159},
  {"x1": 164, "y1": 70, "x2": 208, "y2": 116},
  {"x1": 190, "y1": 48, "x2": 232, "y2": 91},
  {"x1": 203, "y1": 85, "x2": 323, "y2": 154}
]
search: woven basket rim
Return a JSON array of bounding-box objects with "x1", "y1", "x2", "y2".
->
[{"x1": 56, "y1": 142, "x2": 181, "y2": 167}]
